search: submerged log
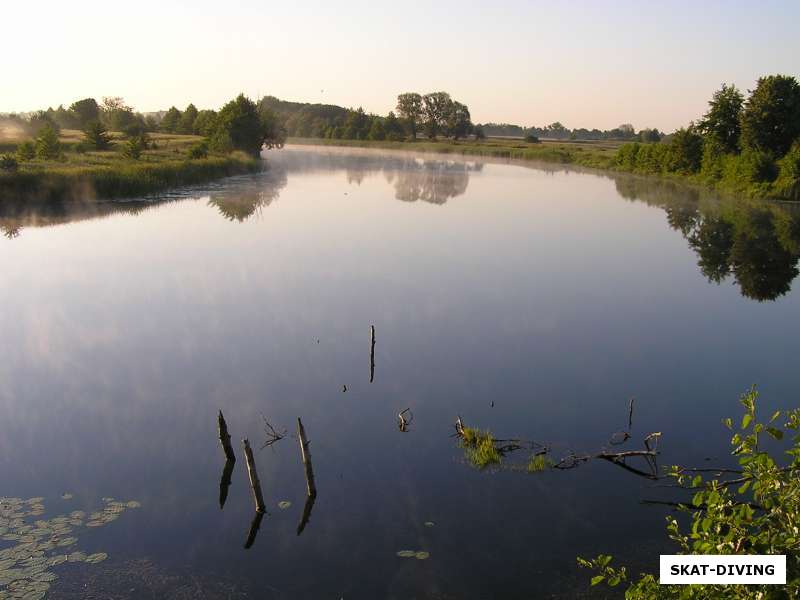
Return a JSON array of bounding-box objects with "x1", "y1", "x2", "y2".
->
[
  {"x1": 297, "y1": 418, "x2": 317, "y2": 498},
  {"x1": 242, "y1": 438, "x2": 266, "y2": 513},
  {"x1": 218, "y1": 410, "x2": 236, "y2": 462}
]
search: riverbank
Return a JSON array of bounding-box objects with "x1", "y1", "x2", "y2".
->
[
  {"x1": 288, "y1": 136, "x2": 620, "y2": 170},
  {"x1": 288, "y1": 137, "x2": 800, "y2": 202},
  {"x1": 0, "y1": 131, "x2": 263, "y2": 202}
]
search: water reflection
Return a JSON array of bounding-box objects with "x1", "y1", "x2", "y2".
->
[
  {"x1": 3, "y1": 147, "x2": 800, "y2": 302},
  {"x1": 613, "y1": 176, "x2": 800, "y2": 301},
  {"x1": 207, "y1": 167, "x2": 288, "y2": 222}
]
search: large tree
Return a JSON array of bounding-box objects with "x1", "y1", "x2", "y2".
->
[
  {"x1": 740, "y1": 75, "x2": 800, "y2": 157},
  {"x1": 396, "y1": 93, "x2": 423, "y2": 140},
  {"x1": 177, "y1": 104, "x2": 199, "y2": 134},
  {"x1": 160, "y1": 106, "x2": 182, "y2": 133},
  {"x1": 69, "y1": 98, "x2": 100, "y2": 129},
  {"x1": 446, "y1": 101, "x2": 472, "y2": 140},
  {"x1": 211, "y1": 94, "x2": 284, "y2": 155},
  {"x1": 422, "y1": 92, "x2": 452, "y2": 140},
  {"x1": 697, "y1": 83, "x2": 744, "y2": 153}
]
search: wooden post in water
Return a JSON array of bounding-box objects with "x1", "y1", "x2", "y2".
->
[
  {"x1": 369, "y1": 325, "x2": 376, "y2": 383},
  {"x1": 242, "y1": 438, "x2": 266, "y2": 513},
  {"x1": 218, "y1": 410, "x2": 236, "y2": 462},
  {"x1": 297, "y1": 418, "x2": 317, "y2": 498}
]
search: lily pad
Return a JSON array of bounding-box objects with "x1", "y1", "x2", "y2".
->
[
  {"x1": 424, "y1": 521, "x2": 435, "y2": 528},
  {"x1": 415, "y1": 551, "x2": 430, "y2": 560},
  {"x1": 61, "y1": 493, "x2": 73, "y2": 500},
  {"x1": 85, "y1": 552, "x2": 108, "y2": 564},
  {"x1": 396, "y1": 550, "x2": 416, "y2": 558},
  {"x1": 277, "y1": 501, "x2": 291, "y2": 510}
]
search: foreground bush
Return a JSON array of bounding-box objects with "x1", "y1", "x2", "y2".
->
[{"x1": 579, "y1": 388, "x2": 800, "y2": 598}]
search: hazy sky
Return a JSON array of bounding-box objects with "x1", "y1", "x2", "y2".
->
[{"x1": 4, "y1": 0, "x2": 799, "y2": 131}]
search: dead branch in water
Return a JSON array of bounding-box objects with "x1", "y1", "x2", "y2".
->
[
  {"x1": 369, "y1": 325, "x2": 376, "y2": 383},
  {"x1": 260, "y1": 415, "x2": 287, "y2": 450},
  {"x1": 296, "y1": 493, "x2": 316, "y2": 536},
  {"x1": 217, "y1": 410, "x2": 236, "y2": 462},
  {"x1": 297, "y1": 418, "x2": 317, "y2": 498},
  {"x1": 242, "y1": 438, "x2": 266, "y2": 513},
  {"x1": 398, "y1": 408, "x2": 413, "y2": 432}
]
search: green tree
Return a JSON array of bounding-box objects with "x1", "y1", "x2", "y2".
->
[
  {"x1": 15, "y1": 141, "x2": 35, "y2": 162},
  {"x1": 740, "y1": 75, "x2": 800, "y2": 157},
  {"x1": 160, "y1": 106, "x2": 182, "y2": 133},
  {"x1": 474, "y1": 125, "x2": 486, "y2": 140},
  {"x1": 396, "y1": 93, "x2": 423, "y2": 140},
  {"x1": 121, "y1": 135, "x2": 146, "y2": 160},
  {"x1": 34, "y1": 125, "x2": 63, "y2": 160},
  {"x1": 665, "y1": 127, "x2": 703, "y2": 173},
  {"x1": 697, "y1": 83, "x2": 744, "y2": 153},
  {"x1": 177, "y1": 103, "x2": 199, "y2": 134},
  {"x1": 446, "y1": 101, "x2": 472, "y2": 140},
  {"x1": 258, "y1": 106, "x2": 286, "y2": 149},
  {"x1": 28, "y1": 111, "x2": 60, "y2": 136},
  {"x1": 193, "y1": 110, "x2": 218, "y2": 137},
  {"x1": 69, "y1": 98, "x2": 100, "y2": 128},
  {"x1": 422, "y1": 92, "x2": 452, "y2": 140},
  {"x1": 83, "y1": 120, "x2": 113, "y2": 150},
  {"x1": 101, "y1": 97, "x2": 137, "y2": 132},
  {"x1": 384, "y1": 112, "x2": 405, "y2": 141},
  {"x1": 367, "y1": 118, "x2": 386, "y2": 141},
  {"x1": 210, "y1": 94, "x2": 275, "y2": 156}
]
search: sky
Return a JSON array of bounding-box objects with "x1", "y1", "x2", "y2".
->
[{"x1": 3, "y1": 0, "x2": 799, "y2": 132}]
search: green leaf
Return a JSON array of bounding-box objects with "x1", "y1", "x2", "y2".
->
[
  {"x1": 590, "y1": 575, "x2": 605, "y2": 586},
  {"x1": 724, "y1": 417, "x2": 733, "y2": 430},
  {"x1": 739, "y1": 480, "x2": 751, "y2": 494},
  {"x1": 769, "y1": 411, "x2": 781, "y2": 423},
  {"x1": 767, "y1": 427, "x2": 784, "y2": 440},
  {"x1": 608, "y1": 576, "x2": 621, "y2": 586},
  {"x1": 742, "y1": 414, "x2": 753, "y2": 430}
]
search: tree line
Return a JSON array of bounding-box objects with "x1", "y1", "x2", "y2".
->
[
  {"x1": 615, "y1": 74, "x2": 800, "y2": 200},
  {"x1": 1, "y1": 94, "x2": 286, "y2": 165},
  {"x1": 476, "y1": 121, "x2": 662, "y2": 143}
]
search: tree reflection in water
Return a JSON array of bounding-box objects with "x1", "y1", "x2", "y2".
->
[
  {"x1": 207, "y1": 166, "x2": 288, "y2": 222},
  {"x1": 614, "y1": 176, "x2": 800, "y2": 301}
]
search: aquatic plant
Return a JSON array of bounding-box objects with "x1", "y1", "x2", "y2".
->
[
  {"x1": 459, "y1": 427, "x2": 502, "y2": 469},
  {"x1": 0, "y1": 495, "x2": 140, "y2": 599}
]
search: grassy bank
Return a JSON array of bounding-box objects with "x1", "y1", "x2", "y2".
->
[
  {"x1": 287, "y1": 136, "x2": 621, "y2": 170},
  {"x1": 0, "y1": 131, "x2": 263, "y2": 202}
]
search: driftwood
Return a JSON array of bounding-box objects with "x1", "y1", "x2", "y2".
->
[
  {"x1": 218, "y1": 410, "x2": 236, "y2": 462},
  {"x1": 242, "y1": 438, "x2": 266, "y2": 513},
  {"x1": 296, "y1": 493, "x2": 316, "y2": 536},
  {"x1": 398, "y1": 408, "x2": 413, "y2": 432},
  {"x1": 218, "y1": 459, "x2": 235, "y2": 509},
  {"x1": 244, "y1": 511, "x2": 264, "y2": 549},
  {"x1": 369, "y1": 325, "x2": 376, "y2": 383},
  {"x1": 297, "y1": 418, "x2": 317, "y2": 498}
]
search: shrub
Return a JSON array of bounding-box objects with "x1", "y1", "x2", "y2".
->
[
  {"x1": 121, "y1": 136, "x2": 146, "y2": 160},
  {"x1": 664, "y1": 127, "x2": 703, "y2": 174},
  {"x1": 579, "y1": 388, "x2": 800, "y2": 598},
  {"x1": 15, "y1": 141, "x2": 35, "y2": 162},
  {"x1": 34, "y1": 125, "x2": 63, "y2": 160},
  {"x1": 775, "y1": 141, "x2": 800, "y2": 200},
  {"x1": 83, "y1": 120, "x2": 113, "y2": 150},
  {"x1": 524, "y1": 133, "x2": 540, "y2": 143},
  {"x1": 615, "y1": 143, "x2": 640, "y2": 170},
  {"x1": 722, "y1": 149, "x2": 778, "y2": 193},
  {"x1": 188, "y1": 141, "x2": 209, "y2": 159},
  {"x1": 700, "y1": 137, "x2": 726, "y2": 181},
  {"x1": 0, "y1": 154, "x2": 19, "y2": 172}
]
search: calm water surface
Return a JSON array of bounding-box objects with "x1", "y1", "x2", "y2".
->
[{"x1": 2, "y1": 146, "x2": 800, "y2": 599}]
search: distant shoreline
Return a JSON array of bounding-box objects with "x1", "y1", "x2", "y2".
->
[{"x1": 286, "y1": 137, "x2": 798, "y2": 202}]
